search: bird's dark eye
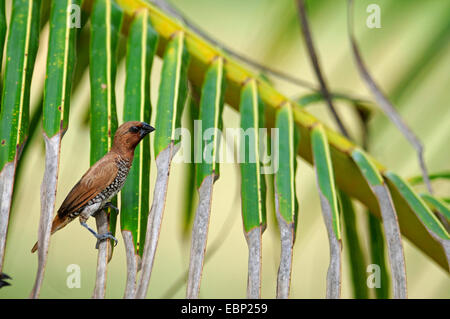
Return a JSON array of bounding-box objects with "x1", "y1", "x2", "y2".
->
[{"x1": 129, "y1": 126, "x2": 139, "y2": 133}]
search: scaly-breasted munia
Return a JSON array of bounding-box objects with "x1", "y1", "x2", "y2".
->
[{"x1": 31, "y1": 121, "x2": 155, "y2": 252}]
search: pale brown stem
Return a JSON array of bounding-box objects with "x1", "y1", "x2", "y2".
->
[
  {"x1": 30, "y1": 133, "x2": 61, "y2": 299},
  {"x1": 92, "y1": 210, "x2": 111, "y2": 299},
  {"x1": 186, "y1": 173, "x2": 215, "y2": 299},
  {"x1": 135, "y1": 143, "x2": 179, "y2": 299}
]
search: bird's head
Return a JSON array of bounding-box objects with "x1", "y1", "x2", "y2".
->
[{"x1": 111, "y1": 121, "x2": 155, "y2": 155}]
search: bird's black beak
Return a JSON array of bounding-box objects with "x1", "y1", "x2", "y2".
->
[
  {"x1": 0, "y1": 273, "x2": 12, "y2": 288},
  {"x1": 140, "y1": 122, "x2": 155, "y2": 138}
]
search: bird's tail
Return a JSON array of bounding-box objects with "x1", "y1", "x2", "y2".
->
[{"x1": 31, "y1": 215, "x2": 69, "y2": 253}]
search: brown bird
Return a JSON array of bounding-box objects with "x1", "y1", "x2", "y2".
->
[{"x1": 31, "y1": 121, "x2": 155, "y2": 253}]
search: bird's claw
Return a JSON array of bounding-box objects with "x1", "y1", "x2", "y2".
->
[
  {"x1": 104, "y1": 202, "x2": 119, "y2": 213},
  {"x1": 95, "y1": 232, "x2": 118, "y2": 249},
  {"x1": 0, "y1": 273, "x2": 12, "y2": 289}
]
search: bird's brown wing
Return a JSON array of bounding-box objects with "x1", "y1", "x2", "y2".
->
[{"x1": 57, "y1": 154, "x2": 118, "y2": 218}]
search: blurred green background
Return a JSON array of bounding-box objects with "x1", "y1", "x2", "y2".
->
[{"x1": 1, "y1": 0, "x2": 449, "y2": 298}]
